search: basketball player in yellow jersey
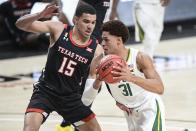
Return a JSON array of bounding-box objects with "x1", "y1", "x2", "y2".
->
[{"x1": 85, "y1": 20, "x2": 166, "y2": 131}]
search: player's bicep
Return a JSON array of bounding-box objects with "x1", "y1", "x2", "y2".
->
[
  {"x1": 143, "y1": 66, "x2": 161, "y2": 80},
  {"x1": 137, "y1": 52, "x2": 159, "y2": 79},
  {"x1": 27, "y1": 21, "x2": 52, "y2": 33}
]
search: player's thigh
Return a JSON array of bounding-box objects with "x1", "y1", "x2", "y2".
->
[
  {"x1": 123, "y1": 111, "x2": 135, "y2": 131},
  {"x1": 23, "y1": 112, "x2": 43, "y2": 131},
  {"x1": 135, "y1": 99, "x2": 164, "y2": 131},
  {"x1": 77, "y1": 117, "x2": 101, "y2": 131}
]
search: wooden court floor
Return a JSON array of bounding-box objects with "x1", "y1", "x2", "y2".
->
[{"x1": 0, "y1": 36, "x2": 196, "y2": 131}]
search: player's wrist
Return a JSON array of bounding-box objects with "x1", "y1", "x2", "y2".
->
[
  {"x1": 93, "y1": 79, "x2": 102, "y2": 90},
  {"x1": 36, "y1": 12, "x2": 42, "y2": 19},
  {"x1": 129, "y1": 76, "x2": 137, "y2": 84}
]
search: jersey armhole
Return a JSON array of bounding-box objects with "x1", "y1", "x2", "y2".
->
[{"x1": 50, "y1": 24, "x2": 69, "y2": 48}]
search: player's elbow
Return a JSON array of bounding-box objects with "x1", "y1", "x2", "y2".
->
[
  {"x1": 157, "y1": 88, "x2": 164, "y2": 95},
  {"x1": 15, "y1": 19, "x2": 28, "y2": 31},
  {"x1": 15, "y1": 20, "x2": 24, "y2": 30},
  {"x1": 157, "y1": 84, "x2": 164, "y2": 95}
]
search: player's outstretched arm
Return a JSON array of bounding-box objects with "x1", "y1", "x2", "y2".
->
[{"x1": 15, "y1": 3, "x2": 62, "y2": 33}]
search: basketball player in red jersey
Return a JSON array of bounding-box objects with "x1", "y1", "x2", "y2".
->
[
  {"x1": 58, "y1": 0, "x2": 111, "y2": 130},
  {"x1": 16, "y1": 3, "x2": 103, "y2": 131}
]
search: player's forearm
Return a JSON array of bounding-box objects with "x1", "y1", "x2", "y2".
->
[
  {"x1": 130, "y1": 76, "x2": 164, "y2": 94},
  {"x1": 93, "y1": 79, "x2": 102, "y2": 90},
  {"x1": 82, "y1": 79, "x2": 101, "y2": 106},
  {"x1": 81, "y1": 79, "x2": 102, "y2": 106},
  {"x1": 111, "y1": 0, "x2": 119, "y2": 12},
  {"x1": 15, "y1": 13, "x2": 41, "y2": 31}
]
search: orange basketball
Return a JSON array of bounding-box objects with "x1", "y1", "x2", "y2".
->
[{"x1": 97, "y1": 54, "x2": 126, "y2": 84}]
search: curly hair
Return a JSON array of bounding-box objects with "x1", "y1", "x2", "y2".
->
[{"x1": 101, "y1": 20, "x2": 129, "y2": 43}]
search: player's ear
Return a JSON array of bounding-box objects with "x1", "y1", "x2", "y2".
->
[
  {"x1": 117, "y1": 37, "x2": 123, "y2": 45},
  {"x1": 73, "y1": 16, "x2": 78, "y2": 25}
]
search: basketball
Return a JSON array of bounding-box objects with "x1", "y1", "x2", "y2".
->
[{"x1": 97, "y1": 54, "x2": 126, "y2": 84}]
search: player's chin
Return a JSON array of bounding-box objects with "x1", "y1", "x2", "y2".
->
[
  {"x1": 84, "y1": 31, "x2": 92, "y2": 37},
  {"x1": 103, "y1": 50, "x2": 108, "y2": 55},
  {"x1": 104, "y1": 52, "x2": 108, "y2": 55}
]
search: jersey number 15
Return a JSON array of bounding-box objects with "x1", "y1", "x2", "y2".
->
[{"x1": 58, "y1": 57, "x2": 77, "y2": 76}]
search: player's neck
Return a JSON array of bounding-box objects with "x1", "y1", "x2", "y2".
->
[
  {"x1": 72, "y1": 27, "x2": 90, "y2": 45},
  {"x1": 118, "y1": 48, "x2": 129, "y2": 61}
]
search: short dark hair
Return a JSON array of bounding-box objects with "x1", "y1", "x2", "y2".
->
[
  {"x1": 75, "y1": 4, "x2": 96, "y2": 17},
  {"x1": 101, "y1": 20, "x2": 129, "y2": 43}
]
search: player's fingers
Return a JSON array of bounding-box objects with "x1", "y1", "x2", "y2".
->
[
  {"x1": 46, "y1": 4, "x2": 59, "y2": 11},
  {"x1": 50, "y1": 0, "x2": 57, "y2": 5},
  {"x1": 49, "y1": 5, "x2": 59, "y2": 13},
  {"x1": 45, "y1": 3, "x2": 56, "y2": 9},
  {"x1": 111, "y1": 70, "x2": 120, "y2": 76},
  {"x1": 52, "y1": 13, "x2": 59, "y2": 16},
  {"x1": 116, "y1": 61, "x2": 124, "y2": 67},
  {"x1": 96, "y1": 74, "x2": 103, "y2": 81},
  {"x1": 112, "y1": 66, "x2": 121, "y2": 72}
]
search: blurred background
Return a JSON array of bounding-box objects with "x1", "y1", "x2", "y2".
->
[{"x1": 0, "y1": 0, "x2": 196, "y2": 59}]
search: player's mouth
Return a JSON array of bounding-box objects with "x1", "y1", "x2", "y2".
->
[
  {"x1": 85, "y1": 30, "x2": 91, "y2": 35},
  {"x1": 103, "y1": 48, "x2": 108, "y2": 53}
]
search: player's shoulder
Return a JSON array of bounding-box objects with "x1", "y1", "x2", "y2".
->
[
  {"x1": 45, "y1": 20, "x2": 64, "y2": 27},
  {"x1": 45, "y1": 20, "x2": 65, "y2": 32},
  {"x1": 136, "y1": 51, "x2": 154, "y2": 69},
  {"x1": 136, "y1": 51, "x2": 150, "y2": 60}
]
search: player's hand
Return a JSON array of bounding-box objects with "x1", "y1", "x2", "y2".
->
[
  {"x1": 109, "y1": 11, "x2": 119, "y2": 20},
  {"x1": 116, "y1": 101, "x2": 132, "y2": 115},
  {"x1": 95, "y1": 68, "x2": 103, "y2": 81},
  {"x1": 39, "y1": 3, "x2": 59, "y2": 19},
  {"x1": 111, "y1": 61, "x2": 135, "y2": 82},
  {"x1": 160, "y1": 0, "x2": 170, "y2": 6},
  {"x1": 92, "y1": 73, "x2": 103, "y2": 90},
  {"x1": 95, "y1": 53, "x2": 104, "y2": 81}
]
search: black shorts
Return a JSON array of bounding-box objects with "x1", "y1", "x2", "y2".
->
[{"x1": 25, "y1": 82, "x2": 95, "y2": 125}]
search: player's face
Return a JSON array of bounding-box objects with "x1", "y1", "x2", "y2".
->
[
  {"x1": 75, "y1": 13, "x2": 96, "y2": 38},
  {"x1": 101, "y1": 31, "x2": 119, "y2": 55}
]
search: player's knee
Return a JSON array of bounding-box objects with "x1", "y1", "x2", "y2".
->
[
  {"x1": 23, "y1": 122, "x2": 38, "y2": 131},
  {"x1": 78, "y1": 118, "x2": 101, "y2": 131},
  {"x1": 88, "y1": 118, "x2": 101, "y2": 131}
]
